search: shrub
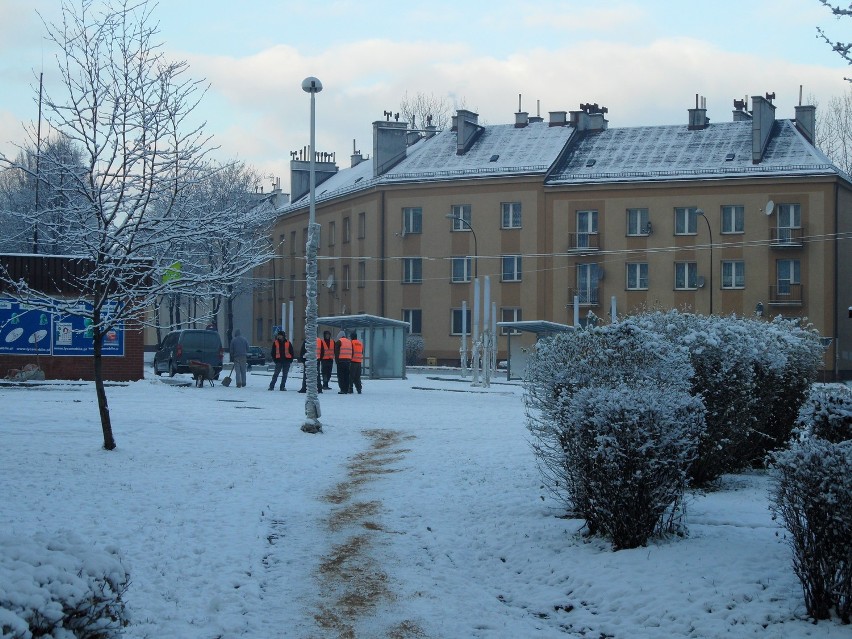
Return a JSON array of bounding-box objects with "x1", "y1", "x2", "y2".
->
[
  {"x1": 771, "y1": 438, "x2": 852, "y2": 623},
  {"x1": 0, "y1": 532, "x2": 129, "y2": 639},
  {"x1": 796, "y1": 384, "x2": 852, "y2": 444},
  {"x1": 525, "y1": 319, "x2": 705, "y2": 548},
  {"x1": 405, "y1": 334, "x2": 424, "y2": 366}
]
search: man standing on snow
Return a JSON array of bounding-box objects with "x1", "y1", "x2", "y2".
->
[
  {"x1": 334, "y1": 330, "x2": 352, "y2": 394},
  {"x1": 268, "y1": 331, "x2": 294, "y2": 391},
  {"x1": 349, "y1": 331, "x2": 363, "y2": 394},
  {"x1": 229, "y1": 328, "x2": 250, "y2": 388}
]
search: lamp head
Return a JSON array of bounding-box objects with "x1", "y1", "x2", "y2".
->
[{"x1": 301, "y1": 77, "x2": 323, "y2": 94}]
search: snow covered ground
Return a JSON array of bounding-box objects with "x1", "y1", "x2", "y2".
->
[{"x1": 1, "y1": 364, "x2": 849, "y2": 638}]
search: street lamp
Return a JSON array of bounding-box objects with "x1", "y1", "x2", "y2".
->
[
  {"x1": 301, "y1": 76, "x2": 322, "y2": 434},
  {"x1": 445, "y1": 213, "x2": 478, "y2": 279},
  {"x1": 696, "y1": 208, "x2": 713, "y2": 315}
]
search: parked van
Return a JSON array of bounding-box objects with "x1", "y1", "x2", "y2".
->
[{"x1": 153, "y1": 329, "x2": 223, "y2": 378}]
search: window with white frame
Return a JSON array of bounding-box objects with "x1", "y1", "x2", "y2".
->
[
  {"x1": 500, "y1": 307, "x2": 522, "y2": 334},
  {"x1": 289, "y1": 274, "x2": 296, "y2": 298},
  {"x1": 627, "y1": 208, "x2": 650, "y2": 236},
  {"x1": 626, "y1": 263, "x2": 648, "y2": 290},
  {"x1": 343, "y1": 216, "x2": 351, "y2": 243},
  {"x1": 451, "y1": 256, "x2": 472, "y2": 283},
  {"x1": 402, "y1": 207, "x2": 422, "y2": 234},
  {"x1": 450, "y1": 204, "x2": 472, "y2": 230},
  {"x1": 403, "y1": 258, "x2": 422, "y2": 284},
  {"x1": 674, "y1": 207, "x2": 699, "y2": 235},
  {"x1": 290, "y1": 230, "x2": 296, "y2": 254},
  {"x1": 342, "y1": 265, "x2": 350, "y2": 290},
  {"x1": 721, "y1": 261, "x2": 745, "y2": 289},
  {"x1": 451, "y1": 308, "x2": 473, "y2": 335},
  {"x1": 403, "y1": 309, "x2": 422, "y2": 334},
  {"x1": 675, "y1": 262, "x2": 698, "y2": 289},
  {"x1": 776, "y1": 259, "x2": 800, "y2": 294},
  {"x1": 358, "y1": 212, "x2": 366, "y2": 239},
  {"x1": 721, "y1": 205, "x2": 744, "y2": 234},
  {"x1": 502, "y1": 255, "x2": 522, "y2": 281},
  {"x1": 576, "y1": 210, "x2": 598, "y2": 247},
  {"x1": 328, "y1": 221, "x2": 335, "y2": 246},
  {"x1": 358, "y1": 260, "x2": 366, "y2": 288},
  {"x1": 501, "y1": 202, "x2": 522, "y2": 229},
  {"x1": 577, "y1": 263, "x2": 600, "y2": 304},
  {"x1": 777, "y1": 203, "x2": 801, "y2": 243}
]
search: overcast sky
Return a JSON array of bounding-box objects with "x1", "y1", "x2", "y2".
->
[{"x1": 1, "y1": 0, "x2": 849, "y2": 193}]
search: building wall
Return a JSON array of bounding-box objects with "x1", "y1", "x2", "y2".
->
[{"x1": 255, "y1": 173, "x2": 852, "y2": 376}]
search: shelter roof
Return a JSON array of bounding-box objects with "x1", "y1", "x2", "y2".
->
[
  {"x1": 318, "y1": 313, "x2": 410, "y2": 330},
  {"x1": 496, "y1": 320, "x2": 575, "y2": 335}
]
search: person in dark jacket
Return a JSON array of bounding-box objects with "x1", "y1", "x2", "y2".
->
[
  {"x1": 319, "y1": 330, "x2": 334, "y2": 389},
  {"x1": 334, "y1": 330, "x2": 352, "y2": 394},
  {"x1": 297, "y1": 337, "x2": 323, "y2": 393},
  {"x1": 268, "y1": 331, "x2": 294, "y2": 391},
  {"x1": 229, "y1": 328, "x2": 250, "y2": 388},
  {"x1": 349, "y1": 331, "x2": 363, "y2": 394}
]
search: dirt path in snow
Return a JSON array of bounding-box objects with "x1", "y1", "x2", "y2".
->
[{"x1": 311, "y1": 428, "x2": 428, "y2": 639}]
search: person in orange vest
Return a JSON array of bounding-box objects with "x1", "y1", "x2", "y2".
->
[
  {"x1": 297, "y1": 336, "x2": 324, "y2": 393},
  {"x1": 349, "y1": 331, "x2": 363, "y2": 394},
  {"x1": 268, "y1": 331, "x2": 294, "y2": 391},
  {"x1": 320, "y1": 330, "x2": 335, "y2": 390},
  {"x1": 334, "y1": 330, "x2": 352, "y2": 394}
]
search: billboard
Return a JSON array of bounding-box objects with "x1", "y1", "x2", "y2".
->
[{"x1": 0, "y1": 300, "x2": 51, "y2": 355}]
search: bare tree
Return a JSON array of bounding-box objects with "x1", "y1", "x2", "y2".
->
[
  {"x1": 818, "y1": 1, "x2": 852, "y2": 78},
  {"x1": 813, "y1": 89, "x2": 852, "y2": 173},
  {"x1": 399, "y1": 91, "x2": 453, "y2": 130},
  {"x1": 0, "y1": 0, "x2": 274, "y2": 450}
]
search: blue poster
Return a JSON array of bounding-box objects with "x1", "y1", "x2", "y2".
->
[
  {"x1": 52, "y1": 301, "x2": 125, "y2": 357},
  {"x1": 0, "y1": 300, "x2": 52, "y2": 355}
]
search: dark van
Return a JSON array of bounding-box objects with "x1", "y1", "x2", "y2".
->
[{"x1": 153, "y1": 329, "x2": 223, "y2": 378}]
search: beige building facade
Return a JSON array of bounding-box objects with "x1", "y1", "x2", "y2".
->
[{"x1": 254, "y1": 97, "x2": 852, "y2": 378}]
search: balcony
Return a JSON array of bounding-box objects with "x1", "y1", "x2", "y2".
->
[
  {"x1": 568, "y1": 286, "x2": 600, "y2": 306},
  {"x1": 567, "y1": 232, "x2": 600, "y2": 252},
  {"x1": 769, "y1": 283, "x2": 803, "y2": 306},
  {"x1": 770, "y1": 226, "x2": 805, "y2": 248}
]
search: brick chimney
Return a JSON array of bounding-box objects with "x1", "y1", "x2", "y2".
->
[
  {"x1": 549, "y1": 111, "x2": 568, "y2": 127},
  {"x1": 795, "y1": 104, "x2": 816, "y2": 145},
  {"x1": 456, "y1": 109, "x2": 484, "y2": 155},
  {"x1": 751, "y1": 93, "x2": 776, "y2": 163},
  {"x1": 570, "y1": 103, "x2": 608, "y2": 132},
  {"x1": 290, "y1": 147, "x2": 338, "y2": 202},
  {"x1": 372, "y1": 120, "x2": 408, "y2": 177},
  {"x1": 688, "y1": 94, "x2": 710, "y2": 130}
]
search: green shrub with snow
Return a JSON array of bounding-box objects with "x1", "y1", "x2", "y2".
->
[
  {"x1": 795, "y1": 384, "x2": 852, "y2": 444},
  {"x1": 525, "y1": 320, "x2": 704, "y2": 549},
  {"x1": 0, "y1": 532, "x2": 129, "y2": 639}
]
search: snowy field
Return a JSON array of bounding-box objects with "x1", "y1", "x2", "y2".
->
[{"x1": 1, "y1": 364, "x2": 849, "y2": 638}]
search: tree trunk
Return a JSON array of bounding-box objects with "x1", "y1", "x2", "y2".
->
[{"x1": 92, "y1": 311, "x2": 116, "y2": 450}]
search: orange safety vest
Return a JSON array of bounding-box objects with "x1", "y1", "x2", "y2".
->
[
  {"x1": 351, "y1": 339, "x2": 363, "y2": 363},
  {"x1": 315, "y1": 338, "x2": 324, "y2": 359},
  {"x1": 337, "y1": 337, "x2": 352, "y2": 360},
  {"x1": 272, "y1": 339, "x2": 292, "y2": 360},
  {"x1": 321, "y1": 338, "x2": 334, "y2": 360}
]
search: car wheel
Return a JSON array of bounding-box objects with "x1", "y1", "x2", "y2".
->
[
  {"x1": 153, "y1": 359, "x2": 162, "y2": 376},
  {"x1": 169, "y1": 360, "x2": 177, "y2": 377}
]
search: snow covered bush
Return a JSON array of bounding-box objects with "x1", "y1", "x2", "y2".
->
[
  {"x1": 525, "y1": 320, "x2": 705, "y2": 549},
  {"x1": 0, "y1": 532, "x2": 129, "y2": 638},
  {"x1": 771, "y1": 438, "x2": 852, "y2": 623},
  {"x1": 796, "y1": 384, "x2": 852, "y2": 444},
  {"x1": 405, "y1": 334, "x2": 424, "y2": 366}
]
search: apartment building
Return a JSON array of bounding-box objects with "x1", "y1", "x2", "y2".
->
[{"x1": 254, "y1": 95, "x2": 852, "y2": 379}]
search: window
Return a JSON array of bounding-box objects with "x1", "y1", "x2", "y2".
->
[
  {"x1": 327, "y1": 267, "x2": 334, "y2": 295},
  {"x1": 777, "y1": 203, "x2": 801, "y2": 243},
  {"x1": 777, "y1": 259, "x2": 801, "y2": 294},
  {"x1": 627, "y1": 208, "x2": 650, "y2": 236},
  {"x1": 576, "y1": 210, "x2": 598, "y2": 247},
  {"x1": 290, "y1": 230, "x2": 296, "y2": 255},
  {"x1": 302, "y1": 227, "x2": 308, "y2": 253},
  {"x1": 675, "y1": 207, "x2": 698, "y2": 235},
  {"x1": 675, "y1": 262, "x2": 698, "y2": 289},
  {"x1": 343, "y1": 216, "x2": 351, "y2": 243},
  {"x1": 403, "y1": 258, "x2": 422, "y2": 284},
  {"x1": 328, "y1": 221, "x2": 336, "y2": 246},
  {"x1": 721, "y1": 205, "x2": 744, "y2": 234},
  {"x1": 451, "y1": 257, "x2": 472, "y2": 283},
  {"x1": 450, "y1": 204, "x2": 472, "y2": 230},
  {"x1": 626, "y1": 263, "x2": 649, "y2": 290},
  {"x1": 722, "y1": 260, "x2": 745, "y2": 289},
  {"x1": 256, "y1": 318, "x2": 263, "y2": 343},
  {"x1": 502, "y1": 255, "x2": 522, "y2": 281},
  {"x1": 403, "y1": 309, "x2": 422, "y2": 334},
  {"x1": 501, "y1": 202, "x2": 522, "y2": 229},
  {"x1": 402, "y1": 207, "x2": 422, "y2": 234},
  {"x1": 342, "y1": 265, "x2": 350, "y2": 291},
  {"x1": 500, "y1": 307, "x2": 522, "y2": 335},
  {"x1": 451, "y1": 308, "x2": 473, "y2": 335},
  {"x1": 358, "y1": 261, "x2": 366, "y2": 288},
  {"x1": 289, "y1": 274, "x2": 296, "y2": 298},
  {"x1": 577, "y1": 263, "x2": 600, "y2": 304},
  {"x1": 358, "y1": 212, "x2": 366, "y2": 239}
]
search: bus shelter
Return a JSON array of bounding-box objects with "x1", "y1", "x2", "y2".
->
[
  {"x1": 317, "y1": 314, "x2": 410, "y2": 379},
  {"x1": 496, "y1": 320, "x2": 575, "y2": 380}
]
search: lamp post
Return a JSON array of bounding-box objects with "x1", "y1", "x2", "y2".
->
[
  {"x1": 445, "y1": 213, "x2": 478, "y2": 278},
  {"x1": 301, "y1": 76, "x2": 322, "y2": 434},
  {"x1": 697, "y1": 208, "x2": 713, "y2": 315}
]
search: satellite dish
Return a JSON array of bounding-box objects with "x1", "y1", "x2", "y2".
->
[
  {"x1": 325, "y1": 274, "x2": 335, "y2": 290},
  {"x1": 696, "y1": 276, "x2": 706, "y2": 288},
  {"x1": 764, "y1": 200, "x2": 775, "y2": 216}
]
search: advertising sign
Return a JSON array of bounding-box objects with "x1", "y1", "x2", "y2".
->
[
  {"x1": 52, "y1": 301, "x2": 124, "y2": 357},
  {"x1": 0, "y1": 300, "x2": 51, "y2": 355}
]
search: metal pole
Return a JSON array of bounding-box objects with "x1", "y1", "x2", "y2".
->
[
  {"x1": 698, "y1": 209, "x2": 713, "y2": 315},
  {"x1": 301, "y1": 77, "x2": 323, "y2": 433}
]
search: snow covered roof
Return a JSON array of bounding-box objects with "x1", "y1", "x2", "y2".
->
[
  {"x1": 281, "y1": 121, "x2": 575, "y2": 212},
  {"x1": 546, "y1": 119, "x2": 848, "y2": 185}
]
